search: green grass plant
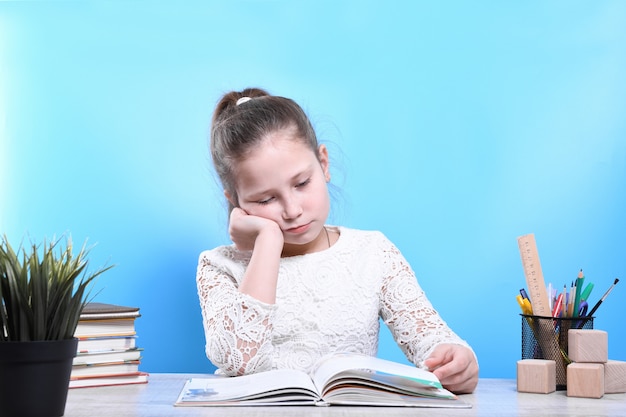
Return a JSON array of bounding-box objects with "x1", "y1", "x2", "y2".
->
[{"x1": 0, "y1": 235, "x2": 111, "y2": 341}]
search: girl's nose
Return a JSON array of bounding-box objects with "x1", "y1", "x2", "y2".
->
[{"x1": 282, "y1": 196, "x2": 303, "y2": 220}]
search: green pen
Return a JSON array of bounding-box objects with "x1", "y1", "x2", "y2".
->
[{"x1": 580, "y1": 282, "x2": 594, "y2": 303}]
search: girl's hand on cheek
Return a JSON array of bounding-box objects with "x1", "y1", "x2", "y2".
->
[{"x1": 228, "y1": 208, "x2": 283, "y2": 252}]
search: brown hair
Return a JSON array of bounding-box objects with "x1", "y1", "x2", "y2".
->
[{"x1": 210, "y1": 88, "x2": 320, "y2": 212}]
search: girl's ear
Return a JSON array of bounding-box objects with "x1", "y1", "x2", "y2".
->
[
  {"x1": 224, "y1": 190, "x2": 238, "y2": 208},
  {"x1": 318, "y1": 144, "x2": 331, "y2": 182}
]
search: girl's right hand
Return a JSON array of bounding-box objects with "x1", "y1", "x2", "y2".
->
[
  {"x1": 228, "y1": 207, "x2": 284, "y2": 252},
  {"x1": 229, "y1": 207, "x2": 284, "y2": 303}
]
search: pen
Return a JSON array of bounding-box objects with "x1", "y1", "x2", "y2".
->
[
  {"x1": 567, "y1": 281, "x2": 576, "y2": 318},
  {"x1": 517, "y1": 295, "x2": 534, "y2": 329},
  {"x1": 516, "y1": 295, "x2": 532, "y2": 315},
  {"x1": 586, "y1": 278, "x2": 620, "y2": 318},
  {"x1": 574, "y1": 300, "x2": 589, "y2": 329},
  {"x1": 523, "y1": 298, "x2": 533, "y2": 315},
  {"x1": 516, "y1": 295, "x2": 526, "y2": 312},
  {"x1": 552, "y1": 293, "x2": 564, "y2": 318},
  {"x1": 547, "y1": 283, "x2": 553, "y2": 311},
  {"x1": 580, "y1": 282, "x2": 594, "y2": 303},
  {"x1": 520, "y1": 288, "x2": 530, "y2": 301}
]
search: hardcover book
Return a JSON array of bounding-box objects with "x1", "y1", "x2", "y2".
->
[
  {"x1": 74, "y1": 318, "x2": 137, "y2": 338},
  {"x1": 69, "y1": 372, "x2": 149, "y2": 389},
  {"x1": 80, "y1": 302, "x2": 141, "y2": 320},
  {"x1": 73, "y1": 348, "x2": 143, "y2": 366},
  {"x1": 77, "y1": 336, "x2": 137, "y2": 353},
  {"x1": 71, "y1": 360, "x2": 141, "y2": 378}
]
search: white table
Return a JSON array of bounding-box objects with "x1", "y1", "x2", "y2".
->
[{"x1": 64, "y1": 374, "x2": 626, "y2": 416}]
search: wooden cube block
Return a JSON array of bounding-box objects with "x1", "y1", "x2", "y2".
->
[
  {"x1": 568, "y1": 329, "x2": 608, "y2": 363},
  {"x1": 604, "y1": 360, "x2": 626, "y2": 394},
  {"x1": 567, "y1": 363, "x2": 604, "y2": 398},
  {"x1": 517, "y1": 359, "x2": 556, "y2": 393}
]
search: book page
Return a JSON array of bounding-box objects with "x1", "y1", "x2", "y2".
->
[
  {"x1": 175, "y1": 369, "x2": 320, "y2": 406},
  {"x1": 321, "y1": 368, "x2": 455, "y2": 400},
  {"x1": 309, "y1": 353, "x2": 469, "y2": 408},
  {"x1": 311, "y1": 353, "x2": 441, "y2": 393}
]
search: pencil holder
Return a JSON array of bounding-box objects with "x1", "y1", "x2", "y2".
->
[{"x1": 520, "y1": 314, "x2": 593, "y2": 390}]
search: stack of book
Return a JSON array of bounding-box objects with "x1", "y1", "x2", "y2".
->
[{"x1": 70, "y1": 302, "x2": 149, "y2": 388}]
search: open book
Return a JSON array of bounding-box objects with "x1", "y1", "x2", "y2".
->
[{"x1": 175, "y1": 353, "x2": 470, "y2": 408}]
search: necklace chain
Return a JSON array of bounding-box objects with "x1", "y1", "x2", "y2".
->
[{"x1": 324, "y1": 227, "x2": 331, "y2": 248}]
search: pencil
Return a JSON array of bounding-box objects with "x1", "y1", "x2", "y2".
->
[
  {"x1": 573, "y1": 269, "x2": 584, "y2": 318},
  {"x1": 567, "y1": 281, "x2": 575, "y2": 318}
]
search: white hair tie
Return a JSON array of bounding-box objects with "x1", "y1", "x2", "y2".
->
[{"x1": 236, "y1": 97, "x2": 252, "y2": 106}]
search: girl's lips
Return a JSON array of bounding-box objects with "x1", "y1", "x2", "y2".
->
[{"x1": 286, "y1": 223, "x2": 311, "y2": 234}]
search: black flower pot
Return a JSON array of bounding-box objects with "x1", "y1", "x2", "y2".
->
[{"x1": 0, "y1": 338, "x2": 78, "y2": 417}]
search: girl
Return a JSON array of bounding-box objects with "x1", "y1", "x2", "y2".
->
[{"x1": 197, "y1": 88, "x2": 479, "y2": 394}]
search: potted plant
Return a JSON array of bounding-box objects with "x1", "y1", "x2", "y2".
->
[{"x1": 0, "y1": 235, "x2": 112, "y2": 417}]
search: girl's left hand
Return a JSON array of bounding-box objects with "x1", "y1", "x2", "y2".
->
[{"x1": 423, "y1": 343, "x2": 479, "y2": 394}]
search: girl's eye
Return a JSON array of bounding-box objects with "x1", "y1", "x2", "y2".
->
[
  {"x1": 255, "y1": 178, "x2": 310, "y2": 205},
  {"x1": 257, "y1": 197, "x2": 274, "y2": 205},
  {"x1": 296, "y1": 178, "x2": 311, "y2": 188}
]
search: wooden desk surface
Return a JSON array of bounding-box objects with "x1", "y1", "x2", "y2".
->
[{"x1": 65, "y1": 374, "x2": 626, "y2": 417}]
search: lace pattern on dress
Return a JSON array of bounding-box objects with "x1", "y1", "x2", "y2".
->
[{"x1": 196, "y1": 227, "x2": 472, "y2": 376}]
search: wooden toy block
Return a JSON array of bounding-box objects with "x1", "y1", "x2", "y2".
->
[
  {"x1": 604, "y1": 360, "x2": 626, "y2": 394},
  {"x1": 567, "y1": 363, "x2": 604, "y2": 398},
  {"x1": 568, "y1": 329, "x2": 608, "y2": 363},
  {"x1": 516, "y1": 359, "x2": 556, "y2": 393}
]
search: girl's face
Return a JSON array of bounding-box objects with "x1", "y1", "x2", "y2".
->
[{"x1": 230, "y1": 129, "x2": 331, "y2": 254}]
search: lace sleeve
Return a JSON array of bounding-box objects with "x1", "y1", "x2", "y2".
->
[
  {"x1": 378, "y1": 242, "x2": 471, "y2": 365},
  {"x1": 196, "y1": 251, "x2": 276, "y2": 376}
]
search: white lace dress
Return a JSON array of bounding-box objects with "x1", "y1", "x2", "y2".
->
[{"x1": 196, "y1": 226, "x2": 473, "y2": 376}]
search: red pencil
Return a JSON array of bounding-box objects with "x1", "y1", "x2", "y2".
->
[{"x1": 552, "y1": 293, "x2": 564, "y2": 317}]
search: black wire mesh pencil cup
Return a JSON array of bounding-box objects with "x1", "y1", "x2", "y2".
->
[{"x1": 521, "y1": 314, "x2": 594, "y2": 390}]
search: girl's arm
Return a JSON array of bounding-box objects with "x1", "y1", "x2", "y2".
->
[
  {"x1": 196, "y1": 209, "x2": 284, "y2": 376},
  {"x1": 196, "y1": 252, "x2": 277, "y2": 376},
  {"x1": 228, "y1": 207, "x2": 283, "y2": 304},
  {"x1": 378, "y1": 241, "x2": 479, "y2": 393}
]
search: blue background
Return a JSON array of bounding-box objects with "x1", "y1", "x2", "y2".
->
[{"x1": 2, "y1": 1, "x2": 625, "y2": 379}]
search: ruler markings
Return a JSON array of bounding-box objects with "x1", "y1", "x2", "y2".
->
[{"x1": 517, "y1": 233, "x2": 550, "y2": 316}]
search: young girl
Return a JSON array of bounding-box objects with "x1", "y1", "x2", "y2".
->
[{"x1": 197, "y1": 88, "x2": 479, "y2": 394}]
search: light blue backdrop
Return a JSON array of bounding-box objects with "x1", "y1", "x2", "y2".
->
[{"x1": 2, "y1": 1, "x2": 625, "y2": 379}]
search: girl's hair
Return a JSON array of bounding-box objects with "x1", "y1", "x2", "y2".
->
[{"x1": 210, "y1": 87, "x2": 320, "y2": 212}]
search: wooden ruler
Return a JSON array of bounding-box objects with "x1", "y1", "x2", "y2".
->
[
  {"x1": 517, "y1": 233, "x2": 566, "y2": 385},
  {"x1": 517, "y1": 233, "x2": 550, "y2": 316}
]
